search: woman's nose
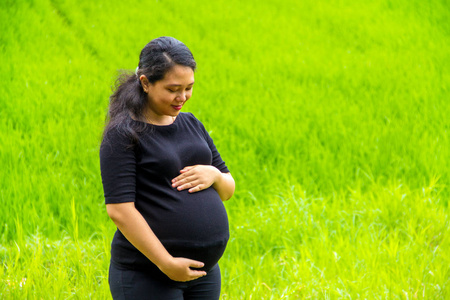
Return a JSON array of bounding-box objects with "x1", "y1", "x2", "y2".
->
[{"x1": 177, "y1": 91, "x2": 187, "y2": 101}]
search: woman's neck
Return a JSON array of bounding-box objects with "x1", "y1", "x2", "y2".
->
[{"x1": 143, "y1": 110, "x2": 176, "y2": 125}]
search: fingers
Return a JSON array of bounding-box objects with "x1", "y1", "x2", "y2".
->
[
  {"x1": 187, "y1": 259, "x2": 205, "y2": 269},
  {"x1": 184, "y1": 259, "x2": 207, "y2": 280},
  {"x1": 174, "y1": 181, "x2": 205, "y2": 193},
  {"x1": 173, "y1": 165, "x2": 199, "y2": 182},
  {"x1": 190, "y1": 270, "x2": 207, "y2": 279},
  {"x1": 173, "y1": 177, "x2": 199, "y2": 190},
  {"x1": 172, "y1": 179, "x2": 208, "y2": 192},
  {"x1": 173, "y1": 173, "x2": 196, "y2": 183},
  {"x1": 172, "y1": 172, "x2": 196, "y2": 186},
  {"x1": 180, "y1": 166, "x2": 195, "y2": 173},
  {"x1": 187, "y1": 259, "x2": 207, "y2": 277},
  {"x1": 171, "y1": 165, "x2": 214, "y2": 193},
  {"x1": 188, "y1": 185, "x2": 204, "y2": 193},
  {"x1": 166, "y1": 257, "x2": 207, "y2": 282}
]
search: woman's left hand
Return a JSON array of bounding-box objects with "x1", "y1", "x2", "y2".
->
[{"x1": 172, "y1": 165, "x2": 220, "y2": 193}]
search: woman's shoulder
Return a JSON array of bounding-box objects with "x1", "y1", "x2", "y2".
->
[
  {"x1": 103, "y1": 124, "x2": 128, "y2": 141},
  {"x1": 179, "y1": 111, "x2": 195, "y2": 120},
  {"x1": 179, "y1": 112, "x2": 204, "y2": 126},
  {"x1": 178, "y1": 112, "x2": 211, "y2": 141},
  {"x1": 101, "y1": 123, "x2": 138, "y2": 152}
]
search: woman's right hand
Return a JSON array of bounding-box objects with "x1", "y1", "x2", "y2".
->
[{"x1": 159, "y1": 257, "x2": 207, "y2": 282}]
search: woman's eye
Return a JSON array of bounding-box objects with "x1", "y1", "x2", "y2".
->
[{"x1": 168, "y1": 89, "x2": 176, "y2": 93}]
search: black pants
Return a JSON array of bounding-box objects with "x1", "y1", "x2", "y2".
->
[{"x1": 109, "y1": 262, "x2": 221, "y2": 300}]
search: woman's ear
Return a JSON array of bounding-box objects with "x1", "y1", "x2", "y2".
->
[{"x1": 139, "y1": 75, "x2": 150, "y2": 93}]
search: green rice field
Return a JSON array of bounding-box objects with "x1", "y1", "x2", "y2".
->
[{"x1": 1, "y1": 0, "x2": 449, "y2": 298}]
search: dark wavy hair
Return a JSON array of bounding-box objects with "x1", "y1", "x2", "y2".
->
[{"x1": 102, "y1": 37, "x2": 196, "y2": 146}]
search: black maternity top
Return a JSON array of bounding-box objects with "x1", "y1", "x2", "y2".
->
[{"x1": 100, "y1": 112, "x2": 229, "y2": 272}]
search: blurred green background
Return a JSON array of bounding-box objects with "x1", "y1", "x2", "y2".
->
[{"x1": 1, "y1": 0, "x2": 449, "y2": 298}]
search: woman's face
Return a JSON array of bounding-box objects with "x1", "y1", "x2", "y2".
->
[{"x1": 141, "y1": 64, "x2": 195, "y2": 124}]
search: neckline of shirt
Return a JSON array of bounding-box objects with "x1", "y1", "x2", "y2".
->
[{"x1": 131, "y1": 113, "x2": 183, "y2": 130}]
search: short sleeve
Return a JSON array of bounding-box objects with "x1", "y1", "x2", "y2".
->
[
  {"x1": 99, "y1": 127, "x2": 136, "y2": 204},
  {"x1": 206, "y1": 132, "x2": 230, "y2": 173},
  {"x1": 189, "y1": 113, "x2": 230, "y2": 173}
]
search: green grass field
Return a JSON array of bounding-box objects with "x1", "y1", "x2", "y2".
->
[{"x1": 1, "y1": 0, "x2": 449, "y2": 298}]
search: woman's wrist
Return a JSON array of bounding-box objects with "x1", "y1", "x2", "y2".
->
[
  {"x1": 211, "y1": 167, "x2": 223, "y2": 186},
  {"x1": 156, "y1": 254, "x2": 175, "y2": 272},
  {"x1": 213, "y1": 171, "x2": 235, "y2": 201}
]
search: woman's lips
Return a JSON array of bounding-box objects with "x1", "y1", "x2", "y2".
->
[{"x1": 172, "y1": 105, "x2": 183, "y2": 111}]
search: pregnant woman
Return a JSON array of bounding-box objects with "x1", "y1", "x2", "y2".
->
[{"x1": 100, "y1": 36, "x2": 235, "y2": 299}]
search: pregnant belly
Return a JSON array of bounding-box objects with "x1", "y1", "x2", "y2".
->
[
  {"x1": 165, "y1": 240, "x2": 228, "y2": 272},
  {"x1": 139, "y1": 187, "x2": 230, "y2": 270}
]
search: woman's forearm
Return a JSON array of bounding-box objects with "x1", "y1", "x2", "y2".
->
[
  {"x1": 106, "y1": 202, "x2": 172, "y2": 268},
  {"x1": 106, "y1": 202, "x2": 207, "y2": 282}
]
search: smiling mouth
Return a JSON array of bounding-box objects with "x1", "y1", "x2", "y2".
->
[{"x1": 172, "y1": 105, "x2": 183, "y2": 110}]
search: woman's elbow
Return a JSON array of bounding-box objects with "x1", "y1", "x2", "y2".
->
[
  {"x1": 106, "y1": 204, "x2": 120, "y2": 222},
  {"x1": 106, "y1": 202, "x2": 134, "y2": 223}
]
